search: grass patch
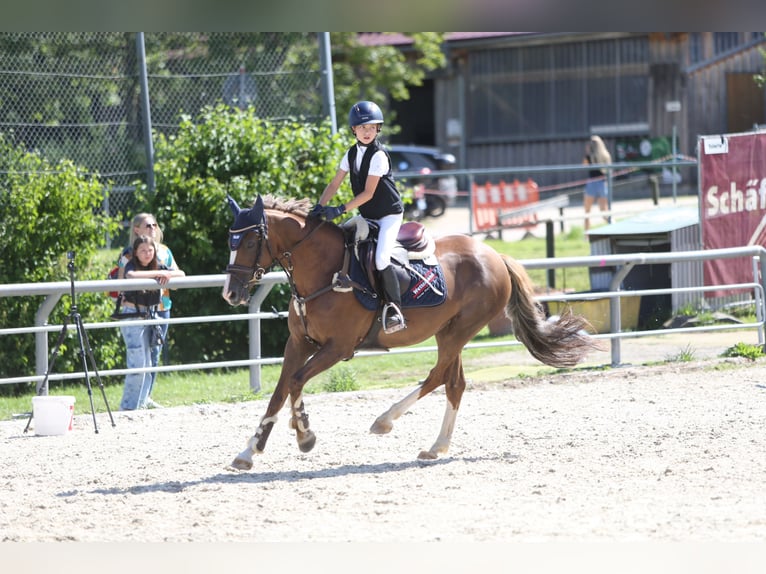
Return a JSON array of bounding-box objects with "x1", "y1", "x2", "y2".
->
[
  {"x1": 0, "y1": 330, "x2": 540, "y2": 420},
  {"x1": 664, "y1": 343, "x2": 696, "y2": 363},
  {"x1": 485, "y1": 226, "x2": 591, "y2": 292}
]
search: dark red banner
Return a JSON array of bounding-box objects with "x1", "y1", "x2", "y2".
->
[{"x1": 700, "y1": 132, "x2": 766, "y2": 295}]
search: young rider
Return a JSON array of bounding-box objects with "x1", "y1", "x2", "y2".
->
[{"x1": 313, "y1": 100, "x2": 406, "y2": 334}]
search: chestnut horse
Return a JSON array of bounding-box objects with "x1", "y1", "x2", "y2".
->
[{"x1": 222, "y1": 195, "x2": 599, "y2": 470}]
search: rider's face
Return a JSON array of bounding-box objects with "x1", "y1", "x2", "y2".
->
[{"x1": 352, "y1": 123, "x2": 379, "y2": 144}]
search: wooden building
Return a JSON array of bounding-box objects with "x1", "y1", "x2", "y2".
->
[{"x1": 363, "y1": 32, "x2": 766, "y2": 190}]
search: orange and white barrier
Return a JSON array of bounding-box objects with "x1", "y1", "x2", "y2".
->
[{"x1": 471, "y1": 179, "x2": 539, "y2": 232}]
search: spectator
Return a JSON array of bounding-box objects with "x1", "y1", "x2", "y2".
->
[
  {"x1": 117, "y1": 235, "x2": 185, "y2": 410},
  {"x1": 118, "y1": 214, "x2": 181, "y2": 408},
  {"x1": 582, "y1": 135, "x2": 612, "y2": 232}
]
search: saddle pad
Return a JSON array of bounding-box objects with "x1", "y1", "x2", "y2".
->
[{"x1": 350, "y1": 257, "x2": 448, "y2": 311}]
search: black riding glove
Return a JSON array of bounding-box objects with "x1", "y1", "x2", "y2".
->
[
  {"x1": 321, "y1": 204, "x2": 346, "y2": 221},
  {"x1": 308, "y1": 203, "x2": 324, "y2": 219}
]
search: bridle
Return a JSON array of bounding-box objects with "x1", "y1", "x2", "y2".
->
[
  {"x1": 225, "y1": 211, "x2": 270, "y2": 290},
  {"x1": 225, "y1": 205, "x2": 337, "y2": 347},
  {"x1": 226, "y1": 204, "x2": 332, "y2": 317}
]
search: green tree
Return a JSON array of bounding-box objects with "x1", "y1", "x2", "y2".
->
[
  {"x1": 0, "y1": 134, "x2": 121, "y2": 387},
  {"x1": 285, "y1": 33, "x2": 446, "y2": 133}
]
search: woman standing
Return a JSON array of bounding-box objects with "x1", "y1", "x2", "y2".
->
[
  {"x1": 582, "y1": 135, "x2": 612, "y2": 232},
  {"x1": 118, "y1": 213, "x2": 180, "y2": 407},
  {"x1": 118, "y1": 235, "x2": 185, "y2": 410}
]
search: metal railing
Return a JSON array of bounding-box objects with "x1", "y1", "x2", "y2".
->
[{"x1": 2, "y1": 244, "x2": 764, "y2": 395}]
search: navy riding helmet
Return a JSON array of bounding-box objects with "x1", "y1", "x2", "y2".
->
[{"x1": 348, "y1": 101, "x2": 384, "y2": 128}]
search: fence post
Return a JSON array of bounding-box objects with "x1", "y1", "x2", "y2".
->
[
  {"x1": 136, "y1": 32, "x2": 155, "y2": 193},
  {"x1": 758, "y1": 253, "x2": 766, "y2": 350},
  {"x1": 468, "y1": 173, "x2": 475, "y2": 236},
  {"x1": 317, "y1": 32, "x2": 337, "y2": 136},
  {"x1": 545, "y1": 220, "x2": 555, "y2": 289},
  {"x1": 247, "y1": 282, "x2": 279, "y2": 393}
]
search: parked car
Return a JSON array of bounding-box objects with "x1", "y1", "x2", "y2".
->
[{"x1": 386, "y1": 144, "x2": 458, "y2": 207}]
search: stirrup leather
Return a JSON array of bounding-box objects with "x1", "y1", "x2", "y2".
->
[{"x1": 382, "y1": 303, "x2": 406, "y2": 334}]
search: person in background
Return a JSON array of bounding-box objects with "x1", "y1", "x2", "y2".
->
[
  {"x1": 118, "y1": 235, "x2": 185, "y2": 410},
  {"x1": 118, "y1": 213, "x2": 180, "y2": 407},
  {"x1": 582, "y1": 135, "x2": 612, "y2": 232},
  {"x1": 311, "y1": 100, "x2": 407, "y2": 334}
]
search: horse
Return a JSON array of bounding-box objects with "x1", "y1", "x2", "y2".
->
[{"x1": 222, "y1": 194, "x2": 600, "y2": 471}]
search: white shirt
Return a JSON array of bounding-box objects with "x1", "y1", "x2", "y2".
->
[{"x1": 339, "y1": 144, "x2": 389, "y2": 177}]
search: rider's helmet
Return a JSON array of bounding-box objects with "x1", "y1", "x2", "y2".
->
[{"x1": 348, "y1": 101, "x2": 384, "y2": 128}]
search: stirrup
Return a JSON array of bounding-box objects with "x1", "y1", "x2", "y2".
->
[{"x1": 382, "y1": 303, "x2": 406, "y2": 334}]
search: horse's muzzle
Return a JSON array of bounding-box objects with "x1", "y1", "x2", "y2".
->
[
  {"x1": 223, "y1": 289, "x2": 249, "y2": 307},
  {"x1": 222, "y1": 271, "x2": 252, "y2": 307}
]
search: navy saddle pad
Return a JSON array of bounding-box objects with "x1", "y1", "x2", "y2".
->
[{"x1": 349, "y1": 256, "x2": 448, "y2": 311}]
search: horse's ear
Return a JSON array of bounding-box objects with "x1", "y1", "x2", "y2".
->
[
  {"x1": 253, "y1": 194, "x2": 264, "y2": 214},
  {"x1": 227, "y1": 195, "x2": 242, "y2": 216}
]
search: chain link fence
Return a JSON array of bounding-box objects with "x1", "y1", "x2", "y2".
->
[{"x1": 0, "y1": 32, "x2": 324, "y2": 245}]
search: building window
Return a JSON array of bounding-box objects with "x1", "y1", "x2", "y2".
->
[
  {"x1": 689, "y1": 33, "x2": 703, "y2": 64},
  {"x1": 713, "y1": 32, "x2": 741, "y2": 54}
]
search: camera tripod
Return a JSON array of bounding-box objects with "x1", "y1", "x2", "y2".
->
[{"x1": 24, "y1": 251, "x2": 116, "y2": 434}]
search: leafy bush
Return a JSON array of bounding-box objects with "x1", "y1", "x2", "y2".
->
[
  {"x1": 134, "y1": 104, "x2": 349, "y2": 362},
  {"x1": 0, "y1": 134, "x2": 121, "y2": 390},
  {"x1": 722, "y1": 342, "x2": 765, "y2": 361},
  {"x1": 323, "y1": 365, "x2": 360, "y2": 393}
]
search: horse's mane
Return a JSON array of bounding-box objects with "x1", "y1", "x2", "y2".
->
[{"x1": 259, "y1": 194, "x2": 312, "y2": 218}]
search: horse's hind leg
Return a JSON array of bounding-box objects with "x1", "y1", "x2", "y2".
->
[
  {"x1": 370, "y1": 386, "x2": 422, "y2": 434},
  {"x1": 371, "y1": 353, "x2": 466, "y2": 460},
  {"x1": 418, "y1": 355, "x2": 465, "y2": 460}
]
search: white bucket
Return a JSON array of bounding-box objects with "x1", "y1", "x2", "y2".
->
[{"x1": 32, "y1": 395, "x2": 75, "y2": 436}]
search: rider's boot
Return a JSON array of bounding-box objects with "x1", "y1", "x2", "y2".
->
[{"x1": 380, "y1": 265, "x2": 407, "y2": 334}]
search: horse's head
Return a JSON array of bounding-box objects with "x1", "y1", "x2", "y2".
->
[{"x1": 222, "y1": 195, "x2": 274, "y2": 306}]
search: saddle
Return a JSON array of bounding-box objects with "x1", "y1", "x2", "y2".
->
[{"x1": 332, "y1": 216, "x2": 446, "y2": 311}]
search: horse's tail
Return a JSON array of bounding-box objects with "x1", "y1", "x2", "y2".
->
[{"x1": 502, "y1": 255, "x2": 602, "y2": 368}]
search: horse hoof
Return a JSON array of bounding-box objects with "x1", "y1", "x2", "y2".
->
[
  {"x1": 231, "y1": 456, "x2": 253, "y2": 471},
  {"x1": 417, "y1": 450, "x2": 438, "y2": 460},
  {"x1": 298, "y1": 431, "x2": 316, "y2": 453},
  {"x1": 370, "y1": 418, "x2": 393, "y2": 434}
]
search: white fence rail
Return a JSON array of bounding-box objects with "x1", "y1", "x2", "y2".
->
[{"x1": 1, "y1": 246, "x2": 765, "y2": 394}]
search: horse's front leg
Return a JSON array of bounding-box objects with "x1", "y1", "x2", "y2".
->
[
  {"x1": 288, "y1": 393, "x2": 315, "y2": 453},
  {"x1": 286, "y1": 340, "x2": 352, "y2": 453},
  {"x1": 231, "y1": 395, "x2": 284, "y2": 470},
  {"x1": 231, "y1": 336, "x2": 314, "y2": 471}
]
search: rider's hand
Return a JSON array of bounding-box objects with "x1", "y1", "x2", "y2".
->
[
  {"x1": 321, "y1": 204, "x2": 346, "y2": 221},
  {"x1": 308, "y1": 203, "x2": 324, "y2": 219}
]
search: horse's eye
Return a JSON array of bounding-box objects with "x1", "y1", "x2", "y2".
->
[{"x1": 246, "y1": 239, "x2": 258, "y2": 249}]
